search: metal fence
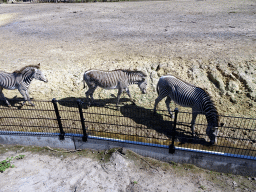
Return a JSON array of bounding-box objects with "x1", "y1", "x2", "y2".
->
[{"x1": 0, "y1": 98, "x2": 255, "y2": 159}]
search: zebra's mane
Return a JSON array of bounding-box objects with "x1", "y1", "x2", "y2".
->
[
  {"x1": 14, "y1": 63, "x2": 40, "y2": 74},
  {"x1": 116, "y1": 69, "x2": 147, "y2": 77},
  {"x1": 165, "y1": 74, "x2": 197, "y2": 87}
]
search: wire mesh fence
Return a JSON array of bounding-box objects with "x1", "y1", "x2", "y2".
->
[{"x1": 0, "y1": 98, "x2": 255, "y2": 159}]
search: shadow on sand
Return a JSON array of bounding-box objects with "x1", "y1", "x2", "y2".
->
[
  {"x1": 57, "y1": 98, "x2": 209, "y2": 145},
  {"x1": 0, "y1": 96, "x2": 27, "y2": 109},
  {"x1": 119, "y1": 104, "x2": 209, "y2": 145},
  {"x1": 57, "y1": 96, "x2": 131, "y2": 108}
]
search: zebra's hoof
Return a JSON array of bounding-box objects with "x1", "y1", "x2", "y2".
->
[
  {"x1": 207, "y1": 141, "x2": 214, "y2": 146},
  {"x1": 6, "y1": 102, "x2": 11, "y2": 107}
]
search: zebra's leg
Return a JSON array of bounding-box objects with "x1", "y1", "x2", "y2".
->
[
  {"x1": 125, "y1": 88, "x2": 135, "y2": 105},
  {"x1": 18, "y1": 88, "x2": 31, "y2": 106},
  {"x1": 116, "y1": 88, "x2": 123, "y2": 106},
  {"x1": 25, "y1": 90, "x2": 34, "y2": 106},
  {"x1": 85, "y1": 86, "x2": 97, "y2": 104},
  {"x1": 165, "y1": 96, "x2": 173, "y2": 118},
  {"x1": 153, "y1": 95, "x2": 165, "y2": 114},
  {"x1": 191, "y1": 112, "x2": 198, "y2": 137},
  {"x1": 0, "y1": 87, "x2": 11, "y2": 107}
]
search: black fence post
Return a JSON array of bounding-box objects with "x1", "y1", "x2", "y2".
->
[
  {"x1": 169, "y1": 108, "x2": 178, "y2": 154},
  {"x1": 77, "y1": 100, "x2": 88, "y2": 142},
  {"x1": 52, "y1": 98, "x2": 65, "y2": 140}
]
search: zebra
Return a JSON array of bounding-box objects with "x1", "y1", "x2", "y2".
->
[
  {"x1": 153, "y1": 75, "x2": 219, "y2": 145},
  {"x1": 83, "y1": 69, "x2": 147, "y2": 106},
  {"x1": 0, "y1": 63, "x2": 48, "y2": 107}
]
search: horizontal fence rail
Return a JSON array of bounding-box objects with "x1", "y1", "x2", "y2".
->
[{"x1": 0, "y1": 98, "x2": 255, "y2": 159}]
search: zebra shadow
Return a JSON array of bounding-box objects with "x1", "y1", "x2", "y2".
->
[
  {"x1": 119, "y1": 104, "x2": 173, "y2": 138},
  {"x1": 174, "y1": 123, "x2": 209, "y2": 146},
  {"x1": 119, "y1": 104, "x2": 209, "y2": 146},
  {"x1": 57, "y1": 97, "x2": 131, "y2": 108},
  {"x1": 0, "y1": 96, "x2": 26, "y2": 108}
]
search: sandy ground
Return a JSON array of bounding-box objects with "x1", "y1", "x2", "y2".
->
[
  {"x1": 0, "y1": 145, "x2": 256, "y2": 192},
  {"x1": 0, "y1": 0, "x2": 255, "y2": 117},
  {"x1": 0, "y1": 1, "x2": 256, "y2": 191}
]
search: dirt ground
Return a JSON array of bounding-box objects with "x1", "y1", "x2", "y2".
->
[
  {"x1": 0, "y1": 1, "x2": 256, "y2": 191},
  {"x1": 0, "y1": 144, "x2": 256, "y2": 192},
  {"x1": 0, "y1": 0, "x2": 256, "y2": 117}
]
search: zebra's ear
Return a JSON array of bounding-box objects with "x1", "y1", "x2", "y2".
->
[{"x1": 38, "y1": 63, "x2": 40, "y2": 67}]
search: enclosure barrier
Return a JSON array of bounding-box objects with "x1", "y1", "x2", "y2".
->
[{"x1": 0, "y1": 98, "x2": 255, "y2": 160}]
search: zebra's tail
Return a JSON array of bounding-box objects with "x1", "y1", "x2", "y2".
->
[
  {"x1": 156, "y1": 81, "x2": 160, "y2": 95},
  {"x1": 82, "y1": 80, "x2": 86, "y2": 89}
]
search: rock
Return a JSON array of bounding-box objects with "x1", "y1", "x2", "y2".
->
[
  {"x1": 126, "y1": 181, "x2": 143, "y2": 192},
  {"x1": 150, "y1": 71, "x2": 158, "y2": 80},
  {"x1": 110, "y1": 152, "x2": 130, "y2": 172},
  {"x1": 247, "y1": 91, "x2": 256, "y2": 101},
  {"x1": 157, "y1": 67, "x2": 172, "y2": 77},
  {"x1": 207, "y1": 70, "x2": 226, "y2": 94},
  {"x1": 151, "y1": 63, "x2": 160, "y2": 71},
  {"x1": 230, "y1": 94, "x2": 237, "y2": 104},
  {"x1": 226, "y1": 91, "x2": 237, "y2": 103},
  {"x1": 226, "y1": 91, "x2": 232, "y2": 96},
  {"x1": 232, "y1": 181, "x2": 238, "y2": 187},
  {"x1": 227, "y1": 80, "x2": 240, "y2": 93},
  {"x1": 237, "y1": 72, "x2": 255, "y2": 92}
]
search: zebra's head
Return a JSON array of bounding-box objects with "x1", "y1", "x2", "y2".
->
[
  {"x1": 207, "y1": 126, "x2": 219, "y2": 145},
  {"x1": 206, "y1": 113, "x2": 221, "y2": 145},
  {"x1": 138, "y1": 77, "x2": 147, "y2": 94},
  {"x1": 33, "y1": 68, "x2": 48, "y2": 83}
]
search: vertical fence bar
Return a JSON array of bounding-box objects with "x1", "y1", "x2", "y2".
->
[
  {"x1": 52, "y1": 98, "x2": 65, "y2": 140},
  {"x1": 169, "y1": 108, "x2": 178, "y2": 154},
  {"x1": 77, "y1": 100, "x2": 88, "y2": 142}
]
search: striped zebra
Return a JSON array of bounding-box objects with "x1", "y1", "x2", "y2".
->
[
  {"x1": 153, "y1": 75, "x2": 219, "y2": 145},
  {"x1": 0, "y1": 63, "x2": 48, "y2": 107},
  {"x1": 83, "y1": 69, "x2": 147, "y2": 106}
]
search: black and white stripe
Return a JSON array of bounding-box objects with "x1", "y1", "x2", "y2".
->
[
  {"x1": 153, "y1": 75, "x2": 219, "y2": 144},
  {"x1": 0, "y1": 64, "x2": 48, "y2": 107},
  {"x1": 83, "y1": 69, "x2": 147, "y2": 106}
]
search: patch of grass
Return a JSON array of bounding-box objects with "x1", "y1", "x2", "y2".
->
[
  {"x1": 170, "y1": 161, "x2": 179, "y2": 167},
  {"x1": 199, "y1": 185, "x2": 206, "y2": 190},
  {"x1": 0, "y1": 155, "x2": 25, "y2": 173},
  {"x1": 96, "y1": 148, "x2": 120, "y2": 162},
  {"x1": 183, "y1": 163, "x2": 196, "y2": 170}
]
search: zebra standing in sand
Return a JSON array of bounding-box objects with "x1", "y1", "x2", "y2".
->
[
  {"x1": 83, "y1": 69, "x2": 147, "y2": 106},
  {"x1": 0, "y1": 63, "x2": 48, "y2": 107},
  {"x1": 153, "y1": 75, "x2": 219, "y2": 145}
]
